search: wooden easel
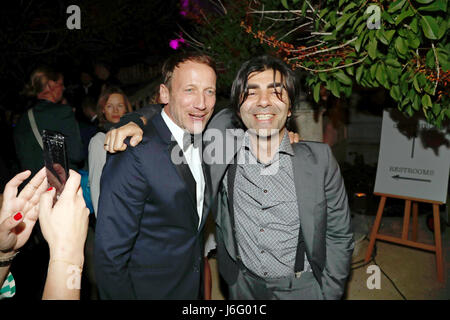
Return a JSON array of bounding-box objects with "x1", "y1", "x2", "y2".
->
[{"x1": 365, "y1": 192, "x2": 444, "y2": 283}]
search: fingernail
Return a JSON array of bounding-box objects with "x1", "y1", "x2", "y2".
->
[
  {"x1": 47, "y1": 187, "x2": 53, "y2": 191},
  {"x1": 14, "y1": 212, "x2": 22, "y2": 221}
]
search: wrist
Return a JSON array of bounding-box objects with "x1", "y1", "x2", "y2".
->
[
  {"x1": 0, "y1": 251, "x2": 19, "y2": 267},
  {"x1": 49, "y1": 246, "x2": 84, "y2": 267}
]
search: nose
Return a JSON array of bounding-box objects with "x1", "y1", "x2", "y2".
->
[
  {"x1": 257, "y1": 90, "x2": 270, "y2": 108},
  {"x1": 194, "y1": 92, "x2": 207, "y2": 110}
]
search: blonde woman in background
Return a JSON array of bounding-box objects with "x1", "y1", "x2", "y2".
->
[{"x1": 88, "y1": 86, "x2": 132, "y2": 217}]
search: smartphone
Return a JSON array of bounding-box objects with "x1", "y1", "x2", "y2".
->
[{"x1": 42, "y1": 130, "x2": 70, "y2": 198}]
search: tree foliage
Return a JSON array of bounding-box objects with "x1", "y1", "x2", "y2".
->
[{"x1": 184, "y1": 0, "x2": 449, "y2": 127}]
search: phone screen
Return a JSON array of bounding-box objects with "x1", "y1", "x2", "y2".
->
[{"x1": 42, "y1": 130, "x2": 70, "y2": 197}]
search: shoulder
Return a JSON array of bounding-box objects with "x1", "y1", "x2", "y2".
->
[
  {"x1": 207, "y1": 107, "x2": 240, "y2": 130},
  {"x1": 291, "y1": 140, "x2": 332, "y2": 163},
  {"x1": 88, "y1": 132, "x2": 106, "y2": 150}
]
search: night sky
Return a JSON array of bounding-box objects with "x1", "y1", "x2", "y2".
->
[{"x1": 1, "y1": 0, "x2": 186, "y2": 111}]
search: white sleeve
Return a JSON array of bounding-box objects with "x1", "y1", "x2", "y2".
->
[{"x1": 88, "y1": 133, "x2": 107, "y2": 217}]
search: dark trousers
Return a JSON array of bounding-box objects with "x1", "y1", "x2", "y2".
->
[{"x1": 228, "y1": 263, "x2": 324, "y2": 300}]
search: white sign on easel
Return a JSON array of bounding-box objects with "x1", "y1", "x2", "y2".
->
[{"x1": 374, "y1": 109, "x2": 450, "y2": 203}]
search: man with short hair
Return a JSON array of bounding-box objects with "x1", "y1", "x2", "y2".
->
[
  {"x1": 94, "y1": 52, "x2": 217, "y2": 299},
  {"x1": 14, "y1": 67, "x2": 84, "y2": 178},
  {"x1": 106, "y1": 55, "x2": 354, "y2": 300}
]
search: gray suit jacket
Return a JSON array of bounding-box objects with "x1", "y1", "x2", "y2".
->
[{"x1": 205, "y1": 108, "x2": 355, "y2": 300}]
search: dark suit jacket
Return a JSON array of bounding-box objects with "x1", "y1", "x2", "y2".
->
[{"x1": 94, "y1": 112, "x2": 211, "y2": 299}]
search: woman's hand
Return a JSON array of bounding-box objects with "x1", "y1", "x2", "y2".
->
[
  {"x1": 0, "y1": 168, "x2": 47, "y2": 256},
  {"x1": 39, "y1": 170, "x2": 89, "y2": 266}
]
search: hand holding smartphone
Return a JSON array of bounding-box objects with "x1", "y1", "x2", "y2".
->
[{"x1": 42, "y1": 130, "x2": 70, "y2": 198}]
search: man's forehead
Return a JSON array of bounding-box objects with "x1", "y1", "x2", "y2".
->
[
  {"x1": 247, "y1": 69, "x2": 282, "y2": 82},
  {"x1": 173, "y1": 60, "x2": 216, "y2": 74}
]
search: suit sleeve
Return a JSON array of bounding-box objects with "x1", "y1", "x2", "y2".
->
[
  {"x1": 115, "y1": 105, "x2": 162, "y2": 130},
  {"x1": 94, "y1": 144, "x2": 149, "y2": 299},
  {"x1": 320, "y1": 145, "x2": 354, "y2": 300}
]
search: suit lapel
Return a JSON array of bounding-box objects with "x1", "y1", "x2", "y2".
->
[
  {"x1": 152, "y1": 114, "x2": 199, "y2": 228},
  {"x1": 292, "y1": 143, "x2": 316, "y2": 260},
  {"x1": 207, "y1": 127, "x2": 245, "y2": 212}
]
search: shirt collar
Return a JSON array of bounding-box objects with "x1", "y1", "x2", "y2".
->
[
  {"x1": 242, "y1": 130, "x2": 294, "y2": 157},
  {"x1": 161, "y1": 108, "x2": 187, "y2": 149}
]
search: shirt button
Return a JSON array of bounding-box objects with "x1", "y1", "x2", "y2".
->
[
  {"x1": 261, "y1": 250, "x2": 265, "y2": 254},
  {"x1": 260, "y1": 228, "x2": 264, "y2": 232},
  {"x1": 263, "y1": 272, "x2": 268, "y2": 276},
  {"x1": 263, "y1": 189, "x2": 268, "y2": 193}
]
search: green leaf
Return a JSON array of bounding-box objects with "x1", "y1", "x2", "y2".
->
[
  {"x1": 384, "y1": 30, "x2": 396, "y2": 43},
  {"x1": 413, "y1": 74, "x2": 421, "y2": 93},
  {"x1": 343, "y1": 3, "x2": 357, "y2": 13},
  {"x1": 420, "y1": 16, "x2": 440, "y2": 40},
  {"x1": 356, "y1": 65, "x2": 364, "y2": 84},
  {"x1": 313, "y1": 83, "x2": 321, "y2": 103},
  {"x1": 437, "y1": 19, "x2": 447, "y2": 39},
  {"x1": 368, "y1": 38, "x2": 378, "y2": 59},
  {"x1": 336, "y1": 13, "x2": 353, "y2": 31},
  {"x1": 376, "y1": 63, "x2": 389, "y2": 88},
  {"x1": 318, "y1": 8, "x2": 329, "y2": 19},
  {"x1": 382, "y1": 11, "x2": 395, "y2": 24},
  {"x1": 354, "y1": 30, "x2": 367, "y2": 52},
  {"x1": 385, "y1": 59, "x2": 402, "y2": 68},
  {"x1": 318, "y1": 72, "x2": 327, "y2": 82},
  {"x1": 376, "y1": 29, "x2": 388, "y2": 45},
  {"x1": 330, "y1": 80, "x2": 341, "y2": 98},
  {"x1": 395, "y1": 8, "x2": 414, "y2": 25},
  {"x1": 416, "y1": 0, "x2": 434, "y2": 3},
  {"x1": 417, "y1": 0, "x2": 447, "y2": 12},
  {"x1": 432, "y1": 103, "x2": 441, "y2": 117},
  {"x1": 395, "y1": 37, "x2": 408, "y2": 55},
  {"x1": 347, "y1": 66, "x2": 354, "y2": 76},
  {"x1": 426, "y1": 49, "x2": 436, "y2": 69},
  {"x1": 417, "y1": 73, "x2": 427, "y2": 86},
  {"x1": 335, "y1": 71, "x2": 353, "y2": 85},
  {"x1": 410, "y1": 18, "x2": 418, "y2": 33},
  {"x1": 408, "y1": 37, "x2": 420, "y2": 49},
  {"x1": 424, "y1": 84, "x2": 434, "y2": 95},
  {"x1": 370, "y1": 63, "x2": 377, "y2": 80},
  {"x1": 281, "y1": 0, "x2": 289, "y2": 9},
  {"x1": 422, "y1": 94, "x2": 432, "y2": 108},
  {"x1": 386, "y1": 65, "x2": 400, "y2": 84},
  {"x1": 301, "y1": 0, "x2": 308, "y2": 17},
  {"x1": 390, "y1": 85, "x2": 401, "y2": 101},
  {"x1": 412, "y1": 93, "x2": 420, "y2": 110},
  {"x1": 388, "y1": 0, "x2": 406, "y2": 13}
]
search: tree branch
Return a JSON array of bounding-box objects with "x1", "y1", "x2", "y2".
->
[{"x1": 295, "y1": 54, "x2": 368, "y2": 73}]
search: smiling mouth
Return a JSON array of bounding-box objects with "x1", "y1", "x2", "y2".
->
[
  {"x1": 189, "y1": 113, "x2": 206, "y2": 121},
  {"x1": 254, "y1": 114, "x2": 274, "y2": 120}
]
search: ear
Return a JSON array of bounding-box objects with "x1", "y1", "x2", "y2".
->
[{"x1": 159, "y1": 84, "x2": 170, "y2": 104}]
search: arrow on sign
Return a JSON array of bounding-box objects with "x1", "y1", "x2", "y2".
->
[{"x1": 392, "y1": 175, "x2": 431, "y2": 182}]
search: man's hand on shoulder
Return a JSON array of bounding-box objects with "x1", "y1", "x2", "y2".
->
[
  {"x1": 288, "y1": 131, "x2": 301, "y2": 144},
  {"x1": 104, "y1": 122, "x2": 144, "y2": 153}
]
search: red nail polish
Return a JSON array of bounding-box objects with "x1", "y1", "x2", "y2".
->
[
  {"x1": 47, "y1": 187, "x2": 53, "y2": 191},
  {"x1": 14, "y1": 212, "x2": 22, "y2": 221}
]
